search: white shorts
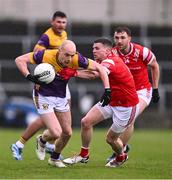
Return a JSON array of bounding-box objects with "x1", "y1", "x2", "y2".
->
[
  {"x1": 96, "y1": 102, "x2": 140, "y2": 133},
  {"x1": 33, "y1": 92, "x2": 70, "y2": 115},
  {"x1": 137, "y1": 87, "x2": 152, "y2": 105},
  {"x1": 66, "y1": 84, "x2": 71, "y2": 100}
]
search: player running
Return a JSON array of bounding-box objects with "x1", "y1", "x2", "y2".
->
[
  {"x1": 15, "y1": 40, "x2": 110, "y2": 167},
  {"x1": 107, "y1": 26, "x2": 160, "y2": 162},
  {"x1": 11, "y1": 11, "x2": 75, "y2": 160}
]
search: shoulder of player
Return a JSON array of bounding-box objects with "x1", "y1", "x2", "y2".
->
[
  {"x1": 102, "y1": 58, "x2": 115, "y2": 65},
  {"x1": 62, "y1": 30, "x2": 67, "y2": 37},
  {"x1": 132, "y1": 42, "x2": 145, "y2": 56},
  {"x1": 44, "y1": 27, "x2": 52, "y2": 35},
  {"x1": 132, "y1": 42, "x2": 152, "y2": 52},
  {"x1": 45, "y1": 28, "x2": 60, "y2": 37},
  {"x1": 132, "y1": 42, "x2": 143, "y2": 49},
  {"x1": 133, "y1": 42, "x2": 152, "y2": 53},
  {"x1": 43, "y1": 49, "x2": 59, "y2": 56},
  {"x1": 132, "y1": 43, "x2": 155, "y2": 62}
]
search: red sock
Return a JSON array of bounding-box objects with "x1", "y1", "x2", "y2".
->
[
  {"x1": 116, "y1": 153, "x2": 126, "y2": 162},
  {"x1": 79, "y1": 147, "x2": 89, "y2": 157}
]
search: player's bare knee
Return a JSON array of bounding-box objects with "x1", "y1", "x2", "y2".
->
[
  {"x1": 62, "y1": 129, "x2": 72, "y2": 138},
  {"x1": 50, "y1": 129, "x2": 62, "y2": 139},
  {"x1": 81, "y1": 117, "x2": 92, "y2": 129},
  {"x1": 106, "y1": 133, "x2": 118, "y2": 145}
]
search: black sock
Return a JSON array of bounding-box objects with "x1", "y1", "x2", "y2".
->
[
  {"x1": 51, "y1": 151, "x2": 60, "y2": 160},
  {"x1": 40, "y1": 136, "x2": 46, "y2": 144}
]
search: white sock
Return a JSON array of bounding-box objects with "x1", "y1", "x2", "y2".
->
[{"x1": 16, "y1": 141, "x2": 24, "y2": 149}]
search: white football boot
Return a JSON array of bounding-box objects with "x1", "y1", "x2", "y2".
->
[
  {"x1": 63, "y1": 155, "x2": 89, "y2": 165},
  {"x1": 36, "y1": 135, "x2": 46, "y2": 160},
  {"x1": 48, "y1": 158, "x2": 66, "y2": 168},
  {"x1": 11, "y1": 144, "x2": 22, "y2": 160}
]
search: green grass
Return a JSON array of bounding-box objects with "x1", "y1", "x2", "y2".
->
[{"x1": 0, "y1": 128, "x2": 172, "y2": 179}]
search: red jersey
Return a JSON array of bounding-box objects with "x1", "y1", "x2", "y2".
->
[
  {"x1": 112, "y1": 43, "x2": 155, "y2": 90},
  {"x1": 101, "y1": 53, "x2": 139, "y2": 107}
]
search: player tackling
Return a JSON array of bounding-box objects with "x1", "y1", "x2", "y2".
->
[{"x1": 63, "y1": 38, "x2": 140, "y2": 167}]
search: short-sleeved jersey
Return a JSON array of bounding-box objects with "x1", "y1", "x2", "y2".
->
[
  {"x1": 101, "y1": 53, "x2": 139, "y2": 107},
  {"x1": 35, "y1": 28, "x2": 67, "y2": 50},
  {"x1": 112, "y1": 42, "x2": 155, "y2": 90},
  {"x1": 29, "y1": 49, "x2": 92, "y2": 97}
]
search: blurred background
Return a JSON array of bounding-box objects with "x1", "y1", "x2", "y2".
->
[{"x1": 0, "y1": 0, "x2": 171, "y2": 129}]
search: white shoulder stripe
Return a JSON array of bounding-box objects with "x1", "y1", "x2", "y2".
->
[
  {"x1": 143, "y1": 47, "x2": 149, "y2": 61},
  {"x1": 102, "y1": 59, "x2": 115, "y2": 65}
]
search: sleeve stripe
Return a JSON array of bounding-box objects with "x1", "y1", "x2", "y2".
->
[
  {"x1": 102, "y1": 59, "x2": 115, "y2": 65},
  {"x1": 143, "y1": 47, "x2": 154, "y2": 62},
  {"x1": 33, "y1": 50, "x2": 45, "y2": 64},
  {"x1": 146, "y1": 51, "x2": 153, "y2": 61},
  {"x1": 78, "y1": 52, "x2": 89, "y2": 68},
  {"x1": 148, "y1": 53, "x2": 155, "y2": 65},
  {"x1": 38, "y1": 34, "x2": 49, "y2": 49}
]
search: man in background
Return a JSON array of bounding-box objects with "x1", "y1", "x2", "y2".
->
[{"x1": 107, "y1": 26, "x2": 160, "y2": 161}]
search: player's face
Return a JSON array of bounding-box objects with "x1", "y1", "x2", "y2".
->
[
  {"x1": 93, "y1": 43, "x2": 108, "y2": 62},
  {"x1": 58, "y1": 48, "x2": 75, "y2": 67},
  {"x1": 114, "y1": 31, "x2": 131, "y2": 52},
  {"x1": 51, "y1": 17, "x2": 67, "y2": 35}
]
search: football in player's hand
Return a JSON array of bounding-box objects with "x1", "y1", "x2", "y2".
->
[{"x1": 34, "y1": 63, "x2": 56, "y2": 84}]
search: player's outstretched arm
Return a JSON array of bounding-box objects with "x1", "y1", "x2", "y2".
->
[
  {"x1": 89, "y1": 60, "x2": 110, "y2": 89},
  {"x1": 76, "y1": 69, "x2": 99, "y2": 79}
]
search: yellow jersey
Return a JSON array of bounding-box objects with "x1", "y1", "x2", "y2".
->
[
  {"x1": 34, "y1": 28, "x2": 67, "y2": 50},
  {"x1": 29, "y1": 49, "x2": 93, "y2": 97}
]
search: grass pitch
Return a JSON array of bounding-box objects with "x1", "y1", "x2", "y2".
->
[{"x1": 0, "y1": 128, "x2": 172, "y2": 179}]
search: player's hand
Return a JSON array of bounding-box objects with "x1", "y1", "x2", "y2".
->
[
  {"x1": 100, "y1": 88, "x2": 111, "y2": 107},
  {"x1": 26, "y1": 74, "x2": 45, "y2": 85},
  {"x1": 60, "y1": 68, "x2": 77, "y2": 80},
  {"x1": 152, "y1": 88, "x2": 160, "y2": 103}
]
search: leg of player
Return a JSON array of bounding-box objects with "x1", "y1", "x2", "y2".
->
[
  {"x1": 106, "y1": 96, "x2": 148, "y2": 162},
  {"x1": 44, "y1": 84, "x2": 71, "y2": 155},
  {"x1": 106, "y1": 126, "x2": 132, "y2": 162},
  {"x1": 48, "y1": 110, "x2": 72, "y2": 168},
  {"x1": 40, "y1": 129, "x2": 63, "y2": 160},
  {"x1": 36, "y1": 112, "x2": 62, "y2": 161},
  {"x1": 106, "y1": 103, "x2": 140, "y2": 167},
  {"x1": 63, "y1": 104, "x2": 104, "y2": 165},
  {"x1": 11, "y1": 117, "x2": 44, "y2": 160},
  {"x1": 105, "y1": 129, "x2": 128, "y2": 167},
  {"x1": 42, "y1": 110, "x2": 72, "y2": 158},
  {"x1": 42, "y1": 129, "x2": 56, "y2": 154}
]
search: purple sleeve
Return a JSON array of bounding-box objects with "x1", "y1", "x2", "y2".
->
[
  {"x1": 33, "y1": 50, "x2": 45, "y2": 64},
  {"x1": 78, "y1": 52, "x2": 89, "y2": 69},
  {"x1": 37, "y1": 34, "x2": 49, "y2": 49}
]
